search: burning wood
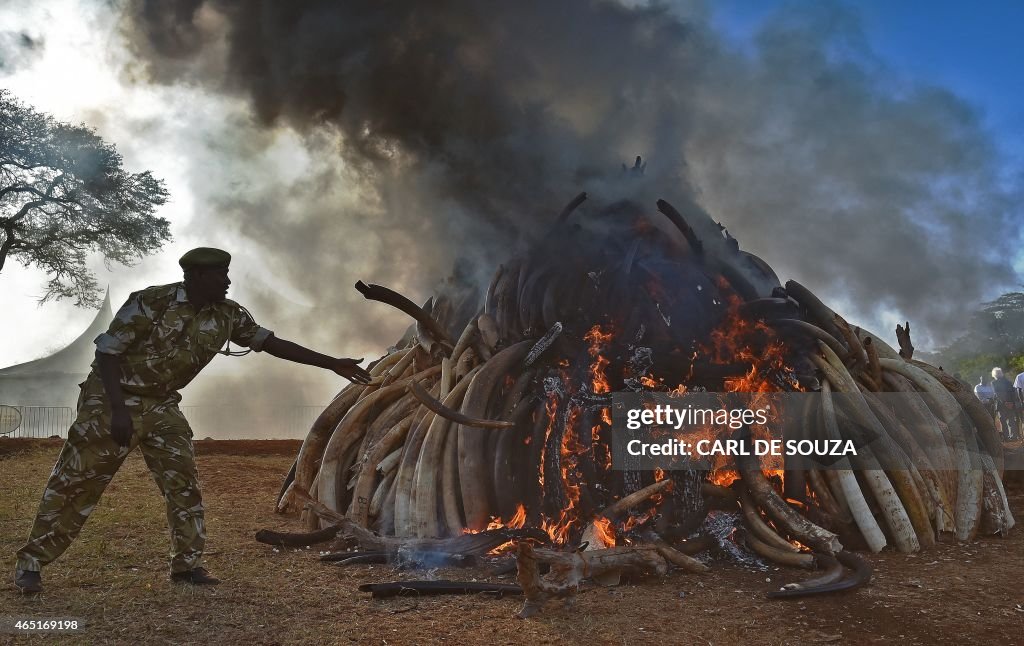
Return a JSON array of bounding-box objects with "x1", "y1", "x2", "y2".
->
[
  {"x1": 291, "y1": 486, "x2": 548, "y2": 557},
  {"x1": 514, "y1": 542, "x2": 670, "y2": 618},
  {"x1": 265, "y1": 192, "x2": 1014, "y2": 616}
]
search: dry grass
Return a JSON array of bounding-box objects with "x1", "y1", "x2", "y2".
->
[{"x1": 3, "y1": 439, "x2": 1024, "y2": 645}]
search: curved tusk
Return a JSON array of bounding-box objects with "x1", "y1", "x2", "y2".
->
[{"x1": 408, "y1": 378, "x2": 514, "y2": 429}]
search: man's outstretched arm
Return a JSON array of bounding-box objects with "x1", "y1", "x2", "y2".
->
[{"x1": 262, "y1": 335, "x2": 372, "y2": 384}]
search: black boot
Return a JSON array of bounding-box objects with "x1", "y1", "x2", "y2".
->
[
  {"x1": 170, "y1": 567, "x2": 221, "y2": 585},
  {"x1": 14, "y1": 568, "x2": 43, "y2": 594}
]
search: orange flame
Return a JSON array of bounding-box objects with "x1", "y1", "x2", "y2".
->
[
  {"x1": 584, "y1": 325, "x2": 614, "y2": 394},
  {"x1": 640, "y1": 375, "x2": 661, "y2": 388},
  {"x1": 620, "y1": 504, "x2": 660, "y2": 534},
  {"x1": 507, "y1": 503, "x2": 527, "y2": 529},
  {"x1": 709, "y1": 469, "x2": 739, "y2": 487},
  {"x1": 668, "y1": 383, "x2": 688, "y2": 396},
  {"x1": 560, "y1": 406, "x2": 583, "y2": 512},
  {"x1": 541, "y1": 509, "x2": 576, "y2": 544},
  {"x1": 706, "y1": 289, "x2": 796, "y2": 394},
  {"x1": 468, "y1": 503, "x2": 529, "y2": 535},
  {"x1": 591, "y1": 516, "x2": 616, "y2": 548},
  {"x1": 538, "y1": 395, "x2": 558, "y2": 491}
]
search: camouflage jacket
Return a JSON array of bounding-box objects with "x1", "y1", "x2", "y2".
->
[{"x1": 92, "y1": 282, "x2": 273, "y2": 397}]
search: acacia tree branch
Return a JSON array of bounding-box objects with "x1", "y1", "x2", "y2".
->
[
  {"x1": 0, "y1": 226, "x2": 21, "y2": 273},
  {"x1": 0, "y1": 159, "x2": 49, "y2": 173},
  {"x1": 8, "y1": 198, "x2": 49, "y2": 224},
  {"x1": 0, "y1": 232, "x2": 10, "y2": 273},
  {"x1": 0, "y1": 184, "x2": 33, "y2": 201},
  {"x1": 0, "y1": 89, "x2": 171, "y2": 305}
]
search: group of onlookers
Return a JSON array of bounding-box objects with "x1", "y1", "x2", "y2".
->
[{"x1": 974, "y1": 368, "x2": 1023, "y2": 441}]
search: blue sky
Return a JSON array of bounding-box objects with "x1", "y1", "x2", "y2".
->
[{"x1": 712, "y1": 0, "x2": 1024, "y2": 167}]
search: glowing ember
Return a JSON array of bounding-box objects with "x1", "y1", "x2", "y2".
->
[
  {"x1": 621, "y1": 505, "x2": 660, "y2": 534},
  {"x1": 640, "y1": 375, "x2": 661, "y2": 388}
]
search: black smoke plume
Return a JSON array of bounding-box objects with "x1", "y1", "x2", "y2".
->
[{"x1": 119, "y1": 0, "x2": 1021, "y2": 349}]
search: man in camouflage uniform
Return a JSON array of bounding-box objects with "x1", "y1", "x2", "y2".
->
[{"x1": 14, "y1": 248, "x2": 371, "y2": 593}]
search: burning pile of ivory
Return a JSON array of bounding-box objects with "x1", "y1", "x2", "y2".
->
[{"x1": 270, "y1": 193, "x2": 1014, "y2": 610}]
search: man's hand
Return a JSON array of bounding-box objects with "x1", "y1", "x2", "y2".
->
[
  {"x1": 111, "y1": 407, "x2": 134, "y2": 447},
  {"x1": 96, "y1": 351, "x2": 132, "y2": 446},
  {"x1": 331, "y1": 357, "x2": 372, "y2": 384},
  {"x1": 262, "y1": 337, "x2": 373, "y2": 383}
]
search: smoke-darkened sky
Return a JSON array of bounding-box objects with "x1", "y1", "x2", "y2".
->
[{"x1": 2, "y1": 0, "x2": 1022, "y2": 413}]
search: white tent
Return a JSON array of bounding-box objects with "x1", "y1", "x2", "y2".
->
[{"x1": 0, "y1": 289, "x2": 112, "y2": 409}]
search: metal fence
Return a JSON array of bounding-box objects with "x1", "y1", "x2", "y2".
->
[
  {"x1": 181, "y1": 405, "x2": 326, "y2": 439},
  {"x1": 5, "y1": 406, "x2": 75, "y2": 438},
  {"x1": 2, "y1": 405, "x2": 326, "y2": 439}
]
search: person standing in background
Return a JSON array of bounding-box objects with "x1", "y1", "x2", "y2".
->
[
  {"x1": 975, "y1": 375, "x2": 995, "y2": 405},
  {"x1": 1013, "y1": 368, "x2": 1024, "y2": 409},
  {"x1": 992, "y1": 368, "x2": 1019, "y2": 441}
]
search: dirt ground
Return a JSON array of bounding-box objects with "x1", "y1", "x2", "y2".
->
[{"x1": 2, "y1": 438, "x2": 1023, "y2": 645}]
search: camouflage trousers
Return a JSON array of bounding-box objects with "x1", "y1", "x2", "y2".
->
[{"x1": 16, "y1": 377, "x2": 205, "y2": 574}]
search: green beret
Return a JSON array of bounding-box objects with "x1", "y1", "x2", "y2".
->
[{"x1": 179, "y1": 247, "x2": 231, "y2": 270}]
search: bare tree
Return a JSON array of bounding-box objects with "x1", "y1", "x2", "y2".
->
[{"x1": 0, "y1": 89, "x2": 170, "y2": 307}]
